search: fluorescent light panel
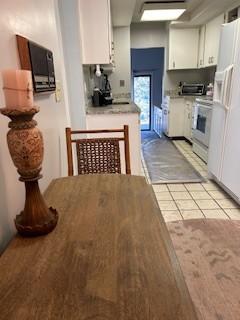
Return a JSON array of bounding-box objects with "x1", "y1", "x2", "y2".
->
[{"x1": 141, "y1": 9, "x2": 186, "y2": 21}]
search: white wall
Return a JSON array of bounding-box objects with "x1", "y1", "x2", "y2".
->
[
  {"x1": 109, "y1": 27, "x2": 131, "y2": 95},
  {"x1": 131, "y1": 22, "x2": 167, "y2": 49},
  {"x1": 0, "y1": 0, "x2": 71, "y2": 252},
  {"x1": 58, "y1": 0, "x2": 86, "y2": 129}
]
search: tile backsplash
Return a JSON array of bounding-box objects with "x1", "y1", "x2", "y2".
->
[{"x1": 112, "y1": 92, "x2": 131, "y2": 100}]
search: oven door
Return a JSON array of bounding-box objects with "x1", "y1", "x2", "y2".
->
[{"x1": 193, "y1": 104, "x2": 212, "y2": 147}]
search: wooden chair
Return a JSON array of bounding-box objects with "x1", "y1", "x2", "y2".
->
[{"x1": 65, "y1": 125, "x2": 131, "y2": 176}]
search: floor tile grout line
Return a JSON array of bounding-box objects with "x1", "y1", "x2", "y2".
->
[
  {"x1": 222, "y1": 210, "x2": 231, "y2": 220},
  {"x1": 184, "y1": 188, "x2": 204, "y2": 218},
  {"x1": 179, "y1": 148, "x2": 212, "y2": 217},
  {"x1": 172, "y1": 142, "x2": 223, "y2": 218},
  {"x1": 187, "y1": 142, "x2": 238, "y2": 217},
  {"x1": 147, "y1": 139, "x2": 240, "y2": 221}
]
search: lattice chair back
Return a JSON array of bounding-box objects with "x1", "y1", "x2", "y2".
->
[{"x1": 66, "y1": 126, "x2": 131, "y2": 176}]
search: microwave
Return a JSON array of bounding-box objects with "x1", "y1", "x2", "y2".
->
[{"x1": 181, "y1": 84, "x2": 206, "y2": 96}]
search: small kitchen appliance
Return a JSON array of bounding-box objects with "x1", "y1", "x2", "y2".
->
[
  {"x1": 180, "y1": 83, "x2": 206, "y2": 96},
  {"x1": 92, "y1": 72, "x2": 113, "y2": 106}
]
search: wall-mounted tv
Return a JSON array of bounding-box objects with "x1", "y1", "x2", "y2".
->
[{"x1": 16, "y1": 35, "x2": 56, "y2": 93}]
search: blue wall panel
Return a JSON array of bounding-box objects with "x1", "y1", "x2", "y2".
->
[{"x1": 131, "y1": 47, "x2": 164, "y2": 108}]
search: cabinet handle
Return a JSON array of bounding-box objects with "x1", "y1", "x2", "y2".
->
[
  {"x1": 173, "y1": 61, "x2": 175, "y2": 69},
  {"x1": 209, "y1": 56, "x2": 214, "y2": 64}
]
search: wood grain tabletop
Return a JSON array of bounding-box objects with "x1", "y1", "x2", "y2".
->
[{"x1": 0, "y1": 174, "x2": 198, "y2": 319}]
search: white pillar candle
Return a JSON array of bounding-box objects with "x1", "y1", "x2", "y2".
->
[{"x1": 2, "y1": 69, "x2": 34, "y2": 111}]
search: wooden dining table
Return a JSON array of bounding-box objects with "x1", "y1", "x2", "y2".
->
[{"x1": 0, "y1": 174, "x2": 198, "y2": 319}]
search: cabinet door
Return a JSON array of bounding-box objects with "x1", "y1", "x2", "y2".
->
[
  {"x1": 204, "y1": 14, "x2": 225, "y2": 67},
  {"x1": 108, "y1": 7, "x2": 115, "y2": 64},
  {"x1": 153, "y1": 106, "x2": 162, "y2": 136},
  {"x1": 184, "y1": 101, "x2": 192, "y2": 140},
  {"x1": 168, "y1": 99, "x2": 185, "y2": 137},
  {"x1": 169, "y1": 28, "x2": 199, "y2": 70},
  {"x1": 162, "y1": 105, "x2": 169, "y2": 136},
  {"x1": 198, "y1": 25, "x2": 206, "y2": 68},
  {"x1": 79, "y1": 0, "x2": 111, "y2": 65}
]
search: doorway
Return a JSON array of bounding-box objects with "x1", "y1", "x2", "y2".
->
[
  {"x1": 133, "y1": 75, "x2": 151, "y2": 130},
  {"x1": 131, "y1": 47, "x2": 165, "y2": 132}
]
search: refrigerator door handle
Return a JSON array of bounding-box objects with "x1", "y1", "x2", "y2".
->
[{"x1": 222, "y1": 64, "x2": 234, "y2": 111}]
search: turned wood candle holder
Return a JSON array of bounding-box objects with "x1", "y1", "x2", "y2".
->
[{"x1": 0, "y1": 107, "x2": 58, "y2": 237}]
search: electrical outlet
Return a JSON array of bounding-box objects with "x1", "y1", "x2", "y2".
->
[
  {"x1": 55, "y1": 80, "x2": 61, "y2": 102},
  {"x1": 120, "y1": 80, "x2": 125, "y2": 87}
]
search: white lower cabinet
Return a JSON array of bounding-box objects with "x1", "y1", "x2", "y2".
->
[
  {"x1": 153, "y1": 106, "x2": 162, "y2": 137},
  {"x1": 86, "y1": 112, "x2": 141, "y2": 175},
  {"x1": 163, "y1": 97, "x2": 194, "y2": 140},
  {"x1": 184, "y1": 99, "x2": 194, "y2": 142},
  {"x1": 162, "y1": 97, "x2": 186, "y2": 137}
]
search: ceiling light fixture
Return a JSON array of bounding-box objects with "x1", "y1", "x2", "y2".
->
[
  {"x1": 141, "y1": 2, "x2": 187, "y2": 22},
  {"x1": 141, "y1": 9, "x2": 186, "y2": 21}
]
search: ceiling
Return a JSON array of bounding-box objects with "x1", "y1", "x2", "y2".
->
[
  {"x1": 111, "y1": 0, "x2": 240, "y2": 27},
  {"x1": 110, "y1": 0, "x2": 137, "y2": 27}
]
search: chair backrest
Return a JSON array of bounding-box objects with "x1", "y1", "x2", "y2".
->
[{"x1": 65, "y1": 125, "x2": 131, "y2": 176}]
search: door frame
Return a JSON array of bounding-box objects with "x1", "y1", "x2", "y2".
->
[{"x1": 133, "y1": 73, "x2": 153, "y2": 131}]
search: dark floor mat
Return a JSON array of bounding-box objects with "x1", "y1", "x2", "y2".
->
[{"x1": 141, "y1": 131, "x2": 204, "y2": 184}]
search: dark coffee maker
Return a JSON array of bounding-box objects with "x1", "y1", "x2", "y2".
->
[{"x1": 92, "y1": 71, "x2": 113, "y2": 106}]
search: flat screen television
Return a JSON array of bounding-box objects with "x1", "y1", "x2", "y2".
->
[{"x1": 16, "y1": 35, "x2": 56, "y2": 93}]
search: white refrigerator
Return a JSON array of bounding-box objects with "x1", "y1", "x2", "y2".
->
[{"x1": 208, "y1": 18, "x2": 240, "y2": 202}]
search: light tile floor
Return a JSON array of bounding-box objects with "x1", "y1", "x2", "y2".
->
[{"x1": 141, "y1": 139, "x2": 240, "y2": 222}]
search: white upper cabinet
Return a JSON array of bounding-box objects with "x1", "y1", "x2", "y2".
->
[
  {"x1": 79, "y1": 0, "x2": 113, "y2": 65},
  {"x1": 168, "y1": 28, "x2": 199, "y2": 70},
  {"x1": 204, "y1": 14, "x2": 225, "y2": 67},
  {"x1": 198, "y1": 25, "x2": 206, "y2": 68}
]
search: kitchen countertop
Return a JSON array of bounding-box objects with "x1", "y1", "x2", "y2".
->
[
  {"x1": 195, "y1": 97, "x2": 213, "y2": 105},
  {"x1": 165, "y1": 95, "x2": 207, "y2": 100},
  {"x1": 86, "y1": 102, "x2": 141, "y2": 115}
]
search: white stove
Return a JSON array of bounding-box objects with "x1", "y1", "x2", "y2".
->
[{"x1": 192, "y1": 98, "x2": 213, "y2": 163}]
